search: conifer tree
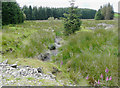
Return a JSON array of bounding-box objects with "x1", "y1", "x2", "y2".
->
[
  {"x1": 95, "y1": 3, "x2": 114, "y2": 20},
  {"x1": 95, "y1": 9, "x2": 104, "y2": 20},
  {"x1": 2, "y1": 2, "x2": 25, "y2": 25},
  {"x1": 63, "y1": 0, "x2": 82, "y2": 35}
]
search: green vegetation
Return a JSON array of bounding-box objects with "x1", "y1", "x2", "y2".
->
[
  {"x1": 2, "y1": 2, "x2": 25, "y2": 25},
  {"x1": 114, "y1": 13, "x2": 120, "y2": 18},
  {"x1": 95, "y1": 9, "x2": 104, "y2": 20},
  {"x1": 27, "y1": 77, "x2": 35, "y2": 81},
  {"x1": 1, "y1": 0, "x2": 118, "y2": 86},
  {"x1": 53, "y1": 20, "x2": 118, "y2": 86},
  {"x1": 95, "y1": 3, "x2": 114, "y2": 20},
  {"x1": 63, "y1": 0, "x2": 82, "y2": 35},
  {"x1": 2, "y1": 21, "x2": 55, "y2": 58},
  {"x1": 2, "y1": 19, "x2": 118, "y2": 86},
  {"x1": 22, "y1": 6, "x2": 96, "y2": 20}
]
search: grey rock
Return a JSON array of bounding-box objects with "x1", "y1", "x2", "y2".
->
[
  {"x1": 38, "y1": 53, "x2": 50, "y2": 61},
  {"x1": 55, "y1": 37, "x2": 62, "y2": 44},
  {"x1": 52, "y1": 67, "x2": 60, "y2": 74},
  {"x1": 0, "y1": 51, "x2": 4, "y2": 54},
  {"x1": 2, "y1": 59, "x2": 8, "y2": 64},
  {"x1": 37, "y1": 67, "x2": 43, "y2": 73},
  {"x1": 48, "y1": 44, "x2": 56, "y2": 50},
  {"x1": 42, "y1": 53, "x2": 50, "y2": 61},
  {"x1": 49, "y1": 73, "x2": 56, "y2": 79},
  {"x1": 86, "y1": 27, "x2": 96, "y2": 30},
  {"x1": 97, "y1": 23, "x2": 114, "y2": 30},
  {"x1": 37, "y1": 54, "x2": 43, "y2": 60},
  {"x1": 10, "y1": 64, "x2": 17, "y2": 68}
]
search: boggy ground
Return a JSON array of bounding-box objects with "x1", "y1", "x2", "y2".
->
[{"x1": 0, "y1": 19, "x2": 118, "y2": 86}]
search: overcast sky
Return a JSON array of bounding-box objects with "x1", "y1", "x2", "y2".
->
[{"x1": 16, "y1": 0, "x2": 119, "y2": 12}]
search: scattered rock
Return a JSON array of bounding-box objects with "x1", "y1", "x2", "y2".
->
[
  {"x1": 37, "y1": 54, "x2": 43, "y2": 60},
  {"x1": 42, "y1": 53, "x2": 50, "y2": 61},
  {"x1": 55, "y1": 37, "x2": 62, "y2": 44},
  {"x1": 0, "y1": 51, "x2": 4, "y2": 54},
  {"x1": 37, "y1": 67, "x2": 43, "y2": 73},
  {"x1": 1, "y1": 62, "x2": 69, "y2": 86},
  {"x1": 38, "y1": 53, "x2": 51, "y2": 61},
  {"x1": 9, "y1": 48, "x2": 13, "y2": 52},
  {"x1": 97, "y1": 23, "x2": 114, "y2": 29},
  {"x1": 49, "y1": 73, "x2": 56, "y2": 79},
  {"x1": 6, "y1": 49, "x2": 9, "y2": 52},
  {"x1": 52, "y1": 67, "x2": 61, "y2": 74},
  {"x1": 97, "y1": 23, "x2": 108, "y2": 26},
  {"x1": 67, "y1": 68, "x2": 71, "y2": 72},
  {"x1": 10, "y1": 64, "x2": 17, "y2": 68},
  {"x1": 48, "y1": 44, "x2": 56, "y2": 50},
  {"x1": 2, "y1": 59, "x2": 8, "y2": 64},
  {"x1": 86, "y1": 27, "x2": 96, "y2": 30}
]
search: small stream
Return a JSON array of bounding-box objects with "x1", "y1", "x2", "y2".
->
[
  {"x1": 37, "y1": 36, "x2": 63, "y2": 61},
  {"x1": 50, "y1": 36, "x2": 62, "y2": 56}
]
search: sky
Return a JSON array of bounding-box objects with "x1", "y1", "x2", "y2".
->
[{"x1": 16, "y1": 0, "x2": 119, "y2": 12}]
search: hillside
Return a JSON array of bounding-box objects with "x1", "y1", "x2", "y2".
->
[{"x1": 1, "y1": 19, "x2": 118, "y2": 86}]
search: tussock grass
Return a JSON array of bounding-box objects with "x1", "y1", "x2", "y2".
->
[
  {"x1": 2, "y1": 19, "x2": 118, "y2": 86},
  {"x1": 53, "y1": 20, "x2": 118, "y2": 86},
  {"x1": 2, "y1": 21, "x2": 56, "y2": 58}
]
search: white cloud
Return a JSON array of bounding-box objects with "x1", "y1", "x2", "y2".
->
[{"x1": 16, "y1": 0, "x2": 119, "y2": 12}]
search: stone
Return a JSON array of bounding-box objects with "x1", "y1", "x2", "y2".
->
[
  {"x1": 49, "y1": 73, "x2": 56, "y2": 79},
  {"x1": 10, "y1": 64, "x2": 17, "y2": 68},
  {"x1": 67, "y1": 68, "x2": 71, "y2": 72},
  {"x1": 52, "y1": 67, "x2": 60, "y2": 74},
  {"x1": 37, "y1": 67, "x2": 43, "y2": 73},
  {"x1": 48, "y1": 44, "x2": 56, "y2": 50},
  {"x1": 37, "y1": 53, "x2": 43, "y2": 60},
  {"x1": 38, "y1": 53, "x2": 50, "y2": 61},
  {"x1": 2, "y1": 59, "x2": 8, "y2": 64},
  {"x1": 42, "y1": 53, "x2": 50, "y2": 61},
  {"x1": 0, "y1": 51, "x2": 4, "y2": 54}
]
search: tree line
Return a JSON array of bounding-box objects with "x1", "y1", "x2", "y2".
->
[
  {"x1": 2, "y1": 2, "x2": 114, "y2": 25},
  {"x1": 2, "y1": 2, "x2": 25, "y2": 25},
  {"x1": 22, "y1": 5, "x2": 96, "y2": 20},
  {"x1": 95, "y1": 3, "x2": 114, "y2": 20}
]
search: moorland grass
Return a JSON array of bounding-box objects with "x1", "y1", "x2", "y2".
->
[
  {"x1": 52, "y1": 19, "x2": 118, "y2": 86},
  {"x1": 1, "y1": 19, "x2": 118, "y2": 86}
]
